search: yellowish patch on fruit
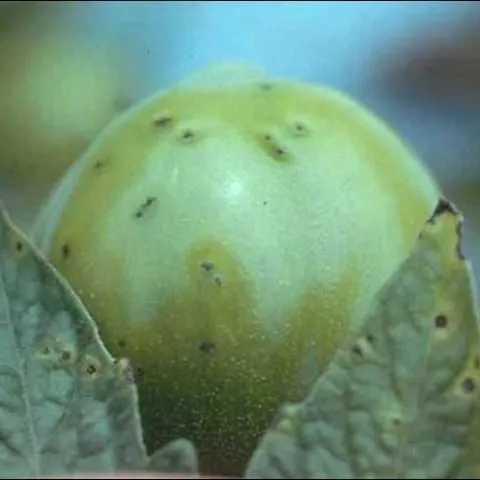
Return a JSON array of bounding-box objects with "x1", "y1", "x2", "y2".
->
[{"x1": 51, "y1": 232, "x2": 361, "y2": 474}]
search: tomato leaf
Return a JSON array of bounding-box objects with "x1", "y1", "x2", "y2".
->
[{"x1": 0, "y1": 205, "x2": 147, "y2": 477}]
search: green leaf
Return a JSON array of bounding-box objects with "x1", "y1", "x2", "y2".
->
[
  {"x1": 147, "y1": 439, "x2": 198, "y2": 475},
  {"x1": 0, "y1": 205, "x2": 147, "y2": 477},
  {"x1": 245, "y1": 198, "x2": 480, "y2": 479}
]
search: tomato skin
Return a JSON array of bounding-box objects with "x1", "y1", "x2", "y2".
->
[{"x1": 31, "y1": 65, "x2": 440, "y2": 477}]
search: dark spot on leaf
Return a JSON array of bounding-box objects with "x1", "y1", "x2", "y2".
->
[
  {"x1": 61, "y1": 243, "x2": 70, "y2": 259},
  {"x1": 427, "y1": 197, "x2": 458, "y2": 224},
  {"x1": 136, "y1": 367, "x2": 145, "y2": 378},
  {"x1": 86, "y1": 363, "x2": 97, "y2": 375},
  {"x1": 263, "y1": 201, "x2": 268, "y2": 206},
  {"x1": 435, "y1": 314, "x2": 448, "y2": 329},
  {"x1": 61, "y1": 350, "x2": 71, "y2": 361},
  {"x1": 462, "y1": 377, "x2": 476, "y2": 393},
  {"x1": 199, "y1": 341, "x2": 216, "y2": 354},
  {"x1": 153, "y1": 115, "x2": 173, "y2": 127},
  {"x1": 352, "y1": 344, "x2": 363, "y2": 356},
  {"x1": 392, "y1": 416, "x2": 402, "y2": 426},
  {"x1": 41, "y1": 346, "x2": 51, "y2": 356},
  {"x1": 275, "y1": 147, "x2": 286, "y2": 156},
  {"x1": 366, "y1": 333, "x2": 375, "y2": 343},
  {"x1": 15, "y1": 241, "x2": 23, "y2": 252},
  {"x1": 214, "y1": 276, "x2": 223, "y2": 287},
  {"x1": 264, "y1": 134, "x2": 272, "y2": 141},
  {"x1": 118, "y1": 340, "x2": 126, "y2": 348}
]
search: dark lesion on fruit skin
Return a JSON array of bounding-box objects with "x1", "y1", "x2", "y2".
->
[
  {"x1": 61, "y1": 243, "x2": 70, "y2": 260},
  {"x1": 435, "y1": 314, "x2": 448, "y2": 329},
  {"x1": 134, "y1": 196, "x2": 158, "y2": 219},
  {"x1": 181, "y1": 129, "x2": 195, "y2": 140},
  {"x1": 199, "y1": 341, "x2": 216, "y2": 355},
  {"x1": 177, "y1": 128, "x2": 198, "y2": 144},
  {"x1": 93, "y1": 159, "x2": 107, "y2": 170},
  {"x1": 199, "y1": 260, "x2": 223, "y2": 286},
  {"x1": 136, "y1": 367, "x2": 145, "y2": 380},
  {"x1": 462, "y1": 376, "x2": 476, "y2": 394},
  {"x1": 273, "y1": 146, "x2": 286, "y2": 157},
  {"x1": 200, "y1": 261, "x2": 215, "y2": 272},
  {"x1": 261, "y1": 132, "x2": 290, "y2": 162},
  {"x1": 152, "y1": 115, "x2": 174, "y2": 128},
  {"x1": 292, "y1": 121, "x2": 309, "y2": 136}
]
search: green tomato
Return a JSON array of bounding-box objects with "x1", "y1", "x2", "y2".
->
[{"x1": 31, "y1": 64, "x2": 440, "y2": 477}]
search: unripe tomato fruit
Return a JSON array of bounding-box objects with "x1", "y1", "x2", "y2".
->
[{"x1": 31, "y1": 65, "x2": 440, "y2": 477}]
